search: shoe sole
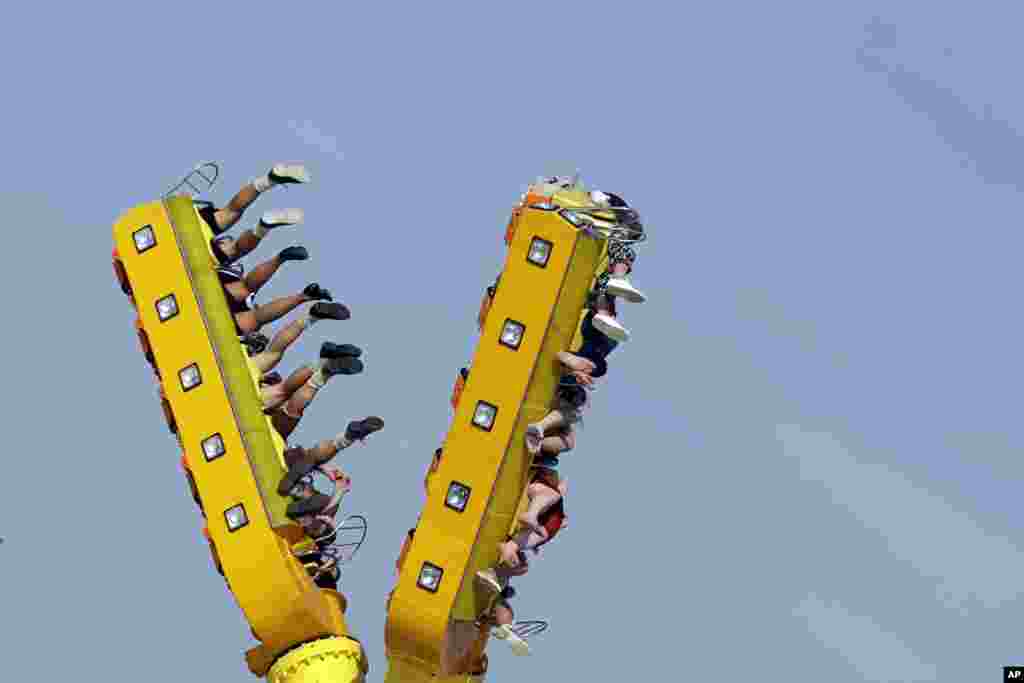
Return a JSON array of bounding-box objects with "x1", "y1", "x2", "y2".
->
[
  {"x1": 261, "y1": 208, "x2": 304, "y2": 226},
  {"x1": 591, "y1": 316, "x2": 630, "y2": 342},
  {"x1": 326, "y1": 357, "x2": 364, "y2": 376},
  {"x1": 604, "y1": 283, "x2": 646, "y2": 303},
  {"x1": 270, "y1": 164, "x2": 311, "y2": 184},
  {"x1": 321, "y1": 342, "x2": 362, "y2": 359},
  {"x1": 311, "y1": 302, "x2": 351, "y2": 321},
  {"x1": 347, "y1": 416, "x2": 384, "y2": 440}
]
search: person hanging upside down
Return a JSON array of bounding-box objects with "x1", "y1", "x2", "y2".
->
[
  {"x1": 585, "y1": 190, "x2": 647, "y2": 342},
  {"x1": 479, "y1": 584, "x2": 530, "y2": 656},
  {"x1": 209, "y1": 208, "x2": 305, "y2": 267},
  {"x1": 277, "y1": 417, "x2": 386, "y2": 498},
  {"x1": 195, "y1": 163, "x2": 311, "y2": 236},
  {"x1": 265, "y1": 356, "x2": 373, "y2": 441},
  {"x1": 218, "y1": 256, "x2": 335, "y2": 335},
  {"x1": 503, "y1": 474, "x2": 569, "y2": 562}
]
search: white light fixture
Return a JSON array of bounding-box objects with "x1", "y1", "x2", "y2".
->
[
  {"x1": 155, "y1": 294, "x2": 179, "y2": 322},
  {"x1": 224, "y1": 504, "x2": 248, "y2": 532},
  {"x1": 202, "y1": 433, "x2": 225, "y2": 462},
  {"x1": 445, "y1": 482, "x2": 471, "y2": 512},
  {"x1": 472, "y1": 401, "x2": 497, "y2": 431},
  {"x1": 499, "y1": 320, "x2": 525, "y2": 350},
  {"x1": 417, "y1": 562, "x2": 443, "y2": 593},
  {"x1": 527, "y1": 237, "x2": 553, "y2": 267},
  {"x1": 559, "y1": 209, "x2": 585, "y2": 227},
  {"x1": 179, "y1": 363, "x2": 202, "y2": 392},
  {"x1": 133, "y1": 225, "x2": 156, "y2": 253}
]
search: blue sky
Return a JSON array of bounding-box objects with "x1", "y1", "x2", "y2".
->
[{"x1": 3, "y1": 2, "x2": 1024, "y2": 681}]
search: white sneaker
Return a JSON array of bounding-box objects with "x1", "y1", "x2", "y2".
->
[
  {"x1": 525, "y1": 424, "x2": 544, "y2": 454},
  {"x1": 268, "y1": 164, "x2": 311, "y2": 185},
  {"x1": 604, "y1": 276, "x2": 646, "y2": 303},
  {"x1": 493, "y1": 624, "x2": 531, "y2": 656},
  {"x1": 259, "y1": 208, "x2": 304, "y2": 229},
  {"x1": 592, "y1": 312, "x2": 630, "y2": 342},
  {"x1": 475, "y1": 569, "x2": 502, "y2": 595}
]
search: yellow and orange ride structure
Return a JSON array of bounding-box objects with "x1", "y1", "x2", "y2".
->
[
  {"x1": 111, "y1": 168, "x2": 639, "y2": 682},
  {"x1": 112, "y1": 188, "x2": 368, "y2": 683},
  {"x1": 384, "y1": 179, "x2": 641, "y2": 682}
]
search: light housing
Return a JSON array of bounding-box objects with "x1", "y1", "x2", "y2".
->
[
  {"x1": 417, "y1": 562, "x2": 443, "y2": 593},
  {"x1": 202, "y1": 433, "x2": 225, "y2": 462},
  {"x1": 155, "y1": 294, "x2": 179, "y2": 322},
  {"x1": 499, "y1": 319, "x2": 525, "y2": 350},
  {"x1": 224, "y1": 504, "x2": 248, "y2": 532},
  {"x1": 526, "y1": 237, "x2": 553, "y2": 267},
  {"x1": 445, "y1": 482, "x2": 472, "y2": 512},
  {"x1": 559, "y1": 209, "x2": 586, "y2": 227},
  {"x1": 179, "y1": 363, "x2": 202, "y2": 392},
  {"x1": 472, "y1": 401, "x2": 497, "y2": 431},
  {"x1": 133, "y1": 225, "x2": 157, "y2": 253}
]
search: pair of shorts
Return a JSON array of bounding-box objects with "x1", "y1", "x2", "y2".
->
[{"x1": 536, "y1": 497, "x2": 566, "y2": 547}]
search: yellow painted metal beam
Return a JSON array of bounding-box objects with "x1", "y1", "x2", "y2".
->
[
  {"x1": 385, "y1": 200, "x2": 604, "y2": 676},
  {"x1": 113, "y1": 197, "x2": 362, "y2": 677}
]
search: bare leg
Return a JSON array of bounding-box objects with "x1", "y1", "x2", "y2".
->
[
  {"x1": 280, "y1": 365, "x2": 315, "y2": 397},
  {"x1": 540, "y1": 428, "x2": 574, "y2": 455},
  {"x1": 525, "y1": 409, "x2": 571, "y2": 453},
  {"x1": 213, "y1": 183, "x2": 260, "y2": 232},
  {"x1": 252, "y1": 316, "x2": 308, "y2": 374},
  {"x1": 236, "y1": 293, "x2": 311, "y2": 334},
  {"x1": 223, "y1": 280, "x2": 252, "y2": 304},
  {"x1": 243, "y1": 255, "x2": 284, "y2": 294},
  {"x1": 519, "y1": 482, "x2": 561, "y2": 539},
  {"x1": 493, "y1": 602, "x2": 514, "y2": 627},
  {"x1": 557, "y1": 350, "x2": 596, "y2": 374}
]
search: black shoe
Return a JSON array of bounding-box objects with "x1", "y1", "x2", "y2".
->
[
  {"x1": 304, "y1": 283, "x2": 333, "y2": 301},
  {"x1": 287, "y1": 493, "x2": 332, "y2": 519},
  {"x1": 460, "y1": 367, "x2": 469, "y2": 380},
  {"x1": 241, "y1": 332, "x2": 270, "y2": 355},
  {"x1": 310, "y1": 302, "x2": 350, "y2": 321},
  {"x1": 323, "y1": 356, "x2": 364, "y2": 378},
  {"x1": 278, "y1": 246, "x2": 309, "y2": 262},
  {"x1": 261, "y1": 371, "x2": 283, "y2": 386},
  {"x1": 345, "y1": 416, "x2": 384, "y2": 442},
  {"x1": 278, "y1": 455, "x2": 318, "y2": 496},
  {"x1": 321, "y1": 342, "x2": 362, "y2": 359}
]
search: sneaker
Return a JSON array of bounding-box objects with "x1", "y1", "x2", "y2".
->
[
  {"x1": 261, "y1": 371, "x2": 283, "y2": 386},
  {"x1": 591, "y1": 312, "x2": 630, "y2": 342},
  {"x1": 310, "y1": 302, "x2": 350, "y2": 320},
  {"x1": 278, "y1": 246, "x2": 309, "y2": 262},
  {"x1": 268, "y1": 164, "x2": 311, "y2": 185},
  {"x1": 525, "y1": 424, "x2": 544, "y2": 455},
  {"x1": 475, "y1": 569, "x2": 502, "y2": 595},
  {"x1": 345, "y1": 416, "x2": 384, "y2": 442},
  {"x1": 304, "y1": 283, "x2": 333, "y2": 301},
  {"x1": 604, "y1": 276, "x2": 646, "y2": 303},
  {"x1": 323, "y1": 356, "x2": 364, "y2": 378},
  {"x1": 259, "y1": 208, "x2": 304, "y2": 229},
  {"x1": 493, "y1": 624, "x2": 530, "y2": 656},
  {"x1": 320, "y1": 342, "x2": 362, "y2": 359},
  {"x1": 286, "y1": 493, "x2": 332, "y2": 519}
]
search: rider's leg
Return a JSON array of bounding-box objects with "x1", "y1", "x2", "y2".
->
[{"x1": 212, "y1": 164, "x2": 310, "y2": 231}]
